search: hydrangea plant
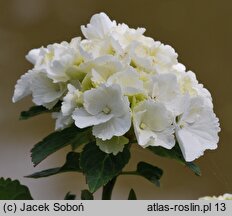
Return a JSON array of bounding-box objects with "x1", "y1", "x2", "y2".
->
[{"x1": 10, "y1": 12, "x2": 220, "y2": 199}]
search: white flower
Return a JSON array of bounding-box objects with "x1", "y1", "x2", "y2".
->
[
  {"x1": 30, "y1": 71, "x2": 66, "y2": 109},
  {"x1": 81, "y1": 12, "x2": 116, "y2": 40},
  {"x1": 61, "y1": 84, "x2": 82, "y2": 116},
  {"x1": 133, "y1": 99, "x2": 175, "y2": 148},
  {"x1": 53, "y1": 83, "x2": 83, "y2": 130},
  {"x1": 80, "y1": 13, "x2": 149, "y2": 62},
  {"x1": 110, "y1": 23, "x2": 146, "y2": 51},
  {"x1": 26, "y1": 38, "x2": 84, "y2": 83},
  {"x1": 52, "y1": 112, "x2": 73, "y2": 130},
  {"x1": 129, "y1": 40, "x2": 178, "y2": 73},
  {"x1": 79, "y1": 55, "x2": 124, "y2": 89},
  {"x1": 175, "y1": 96, "x2": 220, "y2": 162},
  {"x1": 145, "y1": 73, "x2": 183, "y2": 115},
  {"x1": 46, "y1": 40, "x2": 83, "y2": 82},
  {"x1": 96, "y1": 136, "x2": 129, "y2": 155},
  {"x1": 72, "y1": 84, "x2": 131, "y2": 140},
  {"x1": 12, "y1": 70, "x2": 66, "y2": 109},
  {"x1": 80, "y1": 39, "x2": 114, "y2": 60},
  {"x1": 199, "y1": 194, "x2": 232, "y2": 200},
  {"x1": 172, "y1": 67, "x2": 213, "y2": 107},
  {"x1": 107, "y1": 67, "x2": 144, "y2": 95}
]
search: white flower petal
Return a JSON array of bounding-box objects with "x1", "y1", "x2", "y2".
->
[
  {"x1": 31, "y1": 72, "x2": 66, "y2": 108},
  {"x1": 137, "y1": 100, "x2": 173, "y2": 131},
  {"x1": 155, "y1": 127, "x2": 175, "y2": 149},
  {"x1": 73, "y1": 83, "x2": 131, "y2": 140},
  {"x1": 107, "y1": 67, "x2": 144, "y2": 95},
  {"x1": 155, "y1": 44, "x2": 178, "y2": 67},
  {"x1": 84, "y1": 84, "x2": 129, "y2": 117},
  {"x1": 129, "y1": 40, "x2": 177, "y2": 73},
  {"x1": 81, "y1": 12, "x2": 116, "y2": 39},
  {"x1": 145, "y1": 73, "x2": 184, "y2": 115},
  {"x1": 133, "y1": 100, "x2": 175, "y2": 148},
  {"x1": 93, "y1": 113, "x2": 131, "y2": 140},
  {"x1": 176, "y1": 96, "x2": 220, "y2": 161},
  {"x1": 12, "y1": 70, "x2": 34, "y2": 102},
  {"x1": 61, "y1": 84, "x2": 82, "y2": 116},
  {"x1": 72, "y1": 108, "x2": 113, "y2": 128},
  {"x1": 110, "y1": 23, "x2": 146, "y2": 50},
  {"x1": 176, "y1": 128, "x2": 210, "y2": 162},
  {"x1": 26, "y1": 48, "x2": 41, "y2": 64},
  {"x1": 52, "y1": 112, "x2": 73, "y2": 130},
  {"x1": 176, "y1": 70, "x2": 213, "y2": 108},
  {"x1": 83, "y1": 85, "x2": 113, "y2": 115},
  {"x1": 151, "y1": 73, "x2": 180, "y2": 101}
]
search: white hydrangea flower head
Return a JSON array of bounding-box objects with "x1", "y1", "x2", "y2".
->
[
  {"x1": 13, "y1": 12, "x2": 220, "y2": 159},
  {"x1": 133, "y1": 99, "x2": 175, "y2": 148},
  {"x1": 72, "y1": 84, "x2": 131, "y2": 140}
]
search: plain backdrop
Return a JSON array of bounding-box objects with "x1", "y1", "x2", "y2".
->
[{"x1": 0, "y1": 0, "x2": 231, "y2": 199}]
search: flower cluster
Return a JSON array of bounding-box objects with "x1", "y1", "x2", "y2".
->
[
  {"x1": 13, "y1": 12, "x2": 220, "y2": 162},
  {"x1": 199, "y1": 193, "x2": 232, "y2": 200}
]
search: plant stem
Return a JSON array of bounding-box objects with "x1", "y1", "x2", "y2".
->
[
  {"x1": 102, "y1": 177, "x2": 117, "y2": 200},
  {"x1": 120, "y1": 171, "x2": 137, "y2": 175}
]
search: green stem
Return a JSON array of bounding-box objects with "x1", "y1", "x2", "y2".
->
[
  {"x1": 120, "y1": 171, "x2": 137, "y2": 175},
  {"x1": 102, "y1": 177, "x2": 117, "y2": 200}
]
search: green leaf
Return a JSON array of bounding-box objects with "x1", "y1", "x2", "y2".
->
[
  {"x1": 71, "y1": 128, "x2": 93, "y2": 150},
  {"x1": 148, "y1": 145, "x2": 183, "y2": 162},
  {"x1": 31, "y1": 125, "x2": 91, "y2": 166},
  {"x1": 80, "y1": 142, "x2": 130, "y2": 193},
  {"x1": 0, "y1": 178, "x2": 33, "y2": 200},
  {"x1": 137, "y1": 162, "x2": 163, "y2": 187},
  {"x1": 128, "y1": 189, "x2": 137, "y2": 200},
  {"x1": 64, "y1": 192, "x2": 76, "y2": 200},
  {"x1": 20, "y1": 102, "x2": 61, "y2": 120},
  {"x1": 185, "y1": 162, "x2": 201, "y2": 176},
  {"x1": 81, "y1": 190, "x2": 94, "y2": 200},
  {"x1": 26, "y1": 152, "x2": 81, "y2": 178},
  {"x1": 148, "y1": 144, "x2": 201, "y2": 176}
]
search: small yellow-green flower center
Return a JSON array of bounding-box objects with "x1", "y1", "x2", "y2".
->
[
  {"x1": 103, "y1": 106, "x2": 111, "y2": 114},
  {"x1": 140, "y1": 122, "x2": 147, "y2": 130},
  {"x1": 179, "y1": 121, "x2": 186, "y2": 129}
]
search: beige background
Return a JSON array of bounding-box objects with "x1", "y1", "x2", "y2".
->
[{"x1": 0, "y1": 0, "x2": 231, "y2": 199}]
